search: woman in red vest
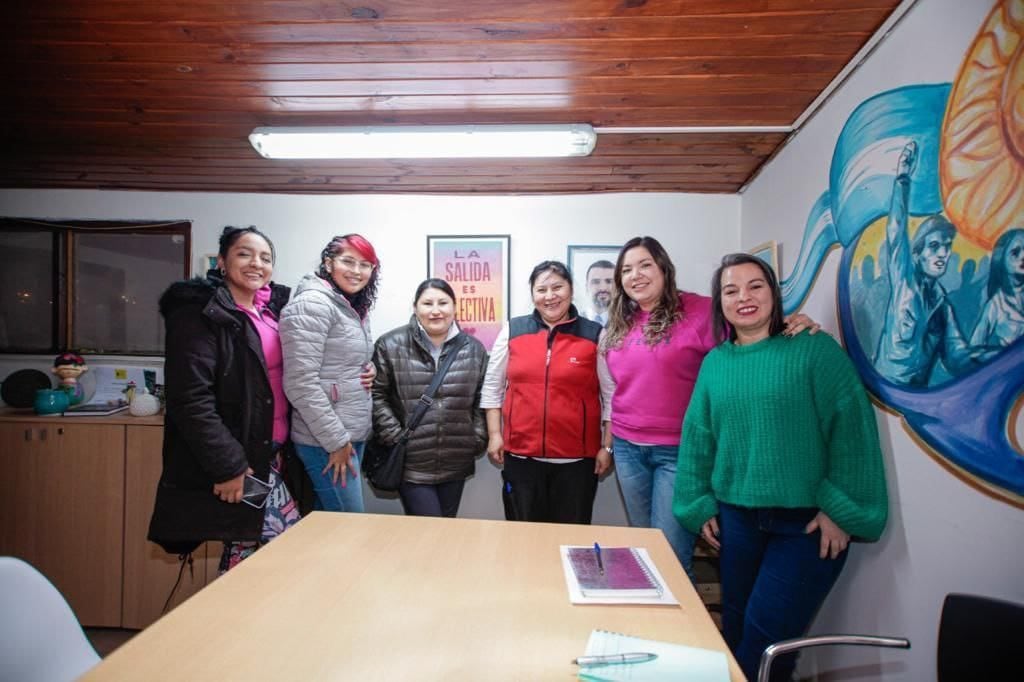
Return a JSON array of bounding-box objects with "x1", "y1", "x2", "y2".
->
[{"x1": 481, "y1": 261, "x2": 613, "y2": 523}]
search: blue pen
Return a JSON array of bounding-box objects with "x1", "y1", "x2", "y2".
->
[
  {"x1": 503, "y1": 480, "x2": 521, "y2": 519},
  {"x1": 594, "y1": 542, "x2": 604, "y2": 575}
]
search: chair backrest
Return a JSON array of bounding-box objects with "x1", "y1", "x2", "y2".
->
[
  {"x1": 757, "y1": 634, "x2": 910, "y2": 682},
  {"x1": 0, "y1": 556, "x2": 101, "y2": 682},
  {"x1": 938, "y1": 593, "x2": 1023, "y2": 682}
]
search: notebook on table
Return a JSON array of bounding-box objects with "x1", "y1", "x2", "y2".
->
[
  {"x1": 577, "y1": 629, "x2": 730, "y2": 682},
  {"x1": 559, "y1": 546, "x2": 678, "y2": 605},
  {"x1": 568, "y1": 546, "x2": 662, "y2": 597}
]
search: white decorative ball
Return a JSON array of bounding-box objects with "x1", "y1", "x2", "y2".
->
[{"x1": 129, "y1": 388, "x2": 162, "y2": 417}]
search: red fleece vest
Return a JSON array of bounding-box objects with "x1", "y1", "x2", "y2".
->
[{"x1": 503, "y1": 311, "x2": 602, "y2": 457}]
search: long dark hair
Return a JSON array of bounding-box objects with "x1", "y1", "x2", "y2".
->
[
  {"x1": 316, "y1": 233, "x2": 380, "y2": 319},
  {"x1": 710, "y1": 253, "x2": 785, "y2": 344},
  {"x1": 988, "y1": 228, "x2": 1024, "y2": 297},
  {"x1": 218, "y1": 225, "x2": 275, "y2": 262},
  {"x1": 602, "y1": 236, "x2": 682, "y2": 350}
]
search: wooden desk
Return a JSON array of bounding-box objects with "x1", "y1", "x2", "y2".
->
[{"x1": 85, "y1": 512, "x2": 744, "y2": 680}]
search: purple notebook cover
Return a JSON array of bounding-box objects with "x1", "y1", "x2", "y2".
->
[{"x1": 567, "y1": 547, "x2": 660, "y2": 594}]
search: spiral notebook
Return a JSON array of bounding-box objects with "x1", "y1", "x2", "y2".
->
[
  {"x1": 568, "y1": 546, "x2": 662, "y2": 597},
  {"x1": 576, "y1": 629, "x2": 729, "y2": 682},
  {"x1": 560, "y1": 546, "x2": 678, "y2": 605}
]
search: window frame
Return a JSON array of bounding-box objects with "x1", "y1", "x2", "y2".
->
[{"x1": 0, "y1": 217, "x2": 191, "y2": 355}]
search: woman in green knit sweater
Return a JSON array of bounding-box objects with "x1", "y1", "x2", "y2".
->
[{"x1": 673, "y1": 253, "x2": 888, "y2": 682}]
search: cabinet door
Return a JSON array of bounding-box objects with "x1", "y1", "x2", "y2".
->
[
  {"x1": 0, "y1": 422, "x2": 125, "y2": 626},
  {"x1": 123, "y1": 425, "x2": 218, "y2": 629}
]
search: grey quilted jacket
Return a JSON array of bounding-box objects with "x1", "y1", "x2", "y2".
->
[
  {"x1": 371, "y1": 318, "x2": 488, "y2": 484},
  {"x1": 280, "y1": 273, "x2": 373, "y2": 452}
]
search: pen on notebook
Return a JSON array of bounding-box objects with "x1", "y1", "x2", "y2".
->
[
  {"x1": 573, "y1": 652, "x2": 658, "y2": 666},
  {"x1": 593, "y1": 542, "x2": 604, "y2": 575}
]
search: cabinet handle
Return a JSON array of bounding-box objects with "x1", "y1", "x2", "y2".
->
[
  {"x1": 24, "y1": 429, "x2": 32, "y2": 442},
  {"x1": 39, "y1": 428, "x2": 47, "y2": 441},
  {"x1": 57, "y1": 427, "x2": 64, "y2": 435}
]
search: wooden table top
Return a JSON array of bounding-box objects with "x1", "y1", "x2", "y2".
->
[{"x1": 85, "y1": 512, "x2": 744, "y2": 681}]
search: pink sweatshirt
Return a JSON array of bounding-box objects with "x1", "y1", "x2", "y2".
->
[
  {"x1": 602, "y1": 292, "x2": 718, "y2": 445},
  {"x1": 241, "y1": 285, "x2": 290, "y2": 444}
]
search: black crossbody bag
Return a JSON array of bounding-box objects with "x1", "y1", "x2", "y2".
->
[{"x1": 362, "y1": 336, "x2": 468, "y2": 491}]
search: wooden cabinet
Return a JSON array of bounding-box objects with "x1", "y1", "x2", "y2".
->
[
  {"x1": 0, "y1": 413, "x2": 217, "y2": 630},
  {"x1": 123, "y1": 424, "x2": 218, "y2": 629},
  {"x1": 0, "y1": 421, "x2": 125, "y2": 626}
]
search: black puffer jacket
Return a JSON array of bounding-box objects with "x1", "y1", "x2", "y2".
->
[
  {"x1": 371, "y1": 318, "x2": 488, "y2": 484},
  {"x1": 148, "y1": 276, "x2": 290, "y2": 548}
]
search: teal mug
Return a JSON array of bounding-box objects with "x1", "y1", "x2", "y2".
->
[{"x1": 34, "y1": 388, "x2": 70, "y2": 415}]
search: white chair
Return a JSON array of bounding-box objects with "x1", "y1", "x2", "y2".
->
[{"x1": 0, "y1": 556, "x2": 101, "y2": 681}]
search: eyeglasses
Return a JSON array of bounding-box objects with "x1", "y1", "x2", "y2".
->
[{"x1": 334, "y1": 256, "x2": 375, "y2": 273}]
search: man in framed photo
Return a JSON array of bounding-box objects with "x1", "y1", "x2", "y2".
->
[{"x1": 586, "y1": 259, "x2": 615, "y2": 325}]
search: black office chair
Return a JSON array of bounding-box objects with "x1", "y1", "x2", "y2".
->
[
  {"x1": 937, "y1": 593, "x2": 1023, "y2": 682},
  {"x1": 756, "y1": 634, "x2": 910, "y2": 682}
]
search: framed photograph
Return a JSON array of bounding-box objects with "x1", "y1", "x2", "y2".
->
[
  {"x1": 747, "y1": 240, "x2": 779, "y2": 275},
  {"x1": 427, "y1": 235, "x2": 510, "y2": 351},
  {"x1": 567, "y1": 244, "x2": 621, "y2": 325}
]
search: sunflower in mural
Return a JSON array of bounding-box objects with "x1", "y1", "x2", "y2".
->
[
  {"x1": 941, "y1": 0, "x2": 1024, "y2": 350},
  {"x1": 941, "y1": 0, "x2": 1024, "y2": 252}
]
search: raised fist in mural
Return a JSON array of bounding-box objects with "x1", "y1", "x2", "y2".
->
[{"x1": 896, "y1": 140, "x2": 917, "y2": 178}]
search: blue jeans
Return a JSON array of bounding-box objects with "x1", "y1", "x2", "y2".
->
[
  {"x1": 718, "y1": 503, "x2": 848, "y2": 682},
  {"x1": 293, "y1": 441, "x2": 365, "y2": 513},
  {"x1": 612, "y1": 436, "x2": 697, "y2": 580}
]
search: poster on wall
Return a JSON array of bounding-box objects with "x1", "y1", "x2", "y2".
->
[
  {"x1": 567, "y1": 244, "x2": 621, "y2": 326},
  {"x1": 427, "y1": 235, "x2": 510, "y2": 350}
]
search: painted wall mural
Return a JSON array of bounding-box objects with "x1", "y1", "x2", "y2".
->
[{"x1": 782, "y1": 0, "x2": 1023, "y2": 504}]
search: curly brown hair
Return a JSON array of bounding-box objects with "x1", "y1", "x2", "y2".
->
[{"x1": 601, "y1": 236, "x2": 684, "y2": 352}]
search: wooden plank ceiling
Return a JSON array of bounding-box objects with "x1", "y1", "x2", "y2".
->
[{"x1": 1, "y1": 1, "x2": 904, "y2": 194}]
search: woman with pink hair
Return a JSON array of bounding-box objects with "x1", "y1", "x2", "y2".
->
[{"x1": 280, "y1": 234, "x2": 380, "y2": 512}]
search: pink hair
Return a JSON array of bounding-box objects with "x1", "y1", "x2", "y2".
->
[{"x1": 325, "y1": 233, "x2": 378, "y2": 266}]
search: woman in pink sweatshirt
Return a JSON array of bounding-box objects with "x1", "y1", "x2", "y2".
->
[{"x1": 598, "y1": 236, "x2": 815, "y2": 578}]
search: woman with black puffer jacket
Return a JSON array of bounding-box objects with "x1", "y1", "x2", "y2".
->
[
  {"x1": 149, "y1": 226, "x2": 300, "y2": 573},
  {"x1": 371, "y1": 278, "x2": 488, "y2": 517}
]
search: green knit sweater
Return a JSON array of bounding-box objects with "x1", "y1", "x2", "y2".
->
[{"x1": 672, "y1": 332, "x2": 888, "y2": 541}]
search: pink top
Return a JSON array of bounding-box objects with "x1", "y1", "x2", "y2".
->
[
  {"x1": 603, "y1": 292, "x2": 718, "y2": 445},
  {"x1": 241, "y1": 286, "x2": 289, "y2": 444}
]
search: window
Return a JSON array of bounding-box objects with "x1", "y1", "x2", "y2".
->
[{"x1": 0, "y1": 219, "x2": 190, "y2": 354}]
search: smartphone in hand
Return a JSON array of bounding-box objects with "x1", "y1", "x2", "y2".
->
[{"x1": 241, "y1": 474, "x2": 272, "y2": 509}]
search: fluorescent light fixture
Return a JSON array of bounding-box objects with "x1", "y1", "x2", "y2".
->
[{"x1": 248, "y1": 124, "x2": 597, "y2": 159}]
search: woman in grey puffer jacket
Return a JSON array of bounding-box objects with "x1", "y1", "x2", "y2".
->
[
  {"x1": 280, "y1": 234, "x2": 380, "y2": 512},
  {"x1": 372, "y1": 279, "x2": 488, "y2": 517}
]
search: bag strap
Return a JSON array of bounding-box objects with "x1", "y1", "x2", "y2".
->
[{"x1": 404, "y1": 335, "x2": 468, "y2": 435}]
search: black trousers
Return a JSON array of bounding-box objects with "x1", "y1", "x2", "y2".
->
[
  {"x1": 501, "y1": 456, "x2": 598, "y2": 524},
  {"x1": 398, "y1": 479, "x2": 466, "y2": 518}
]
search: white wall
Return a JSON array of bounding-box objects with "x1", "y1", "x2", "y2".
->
[
  {"x1": 741, "y1": 0, "x2": 1022, "y2": 679},
  {"x1": 0, "y1": 188, "x2": 739, "y2": 524}
]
